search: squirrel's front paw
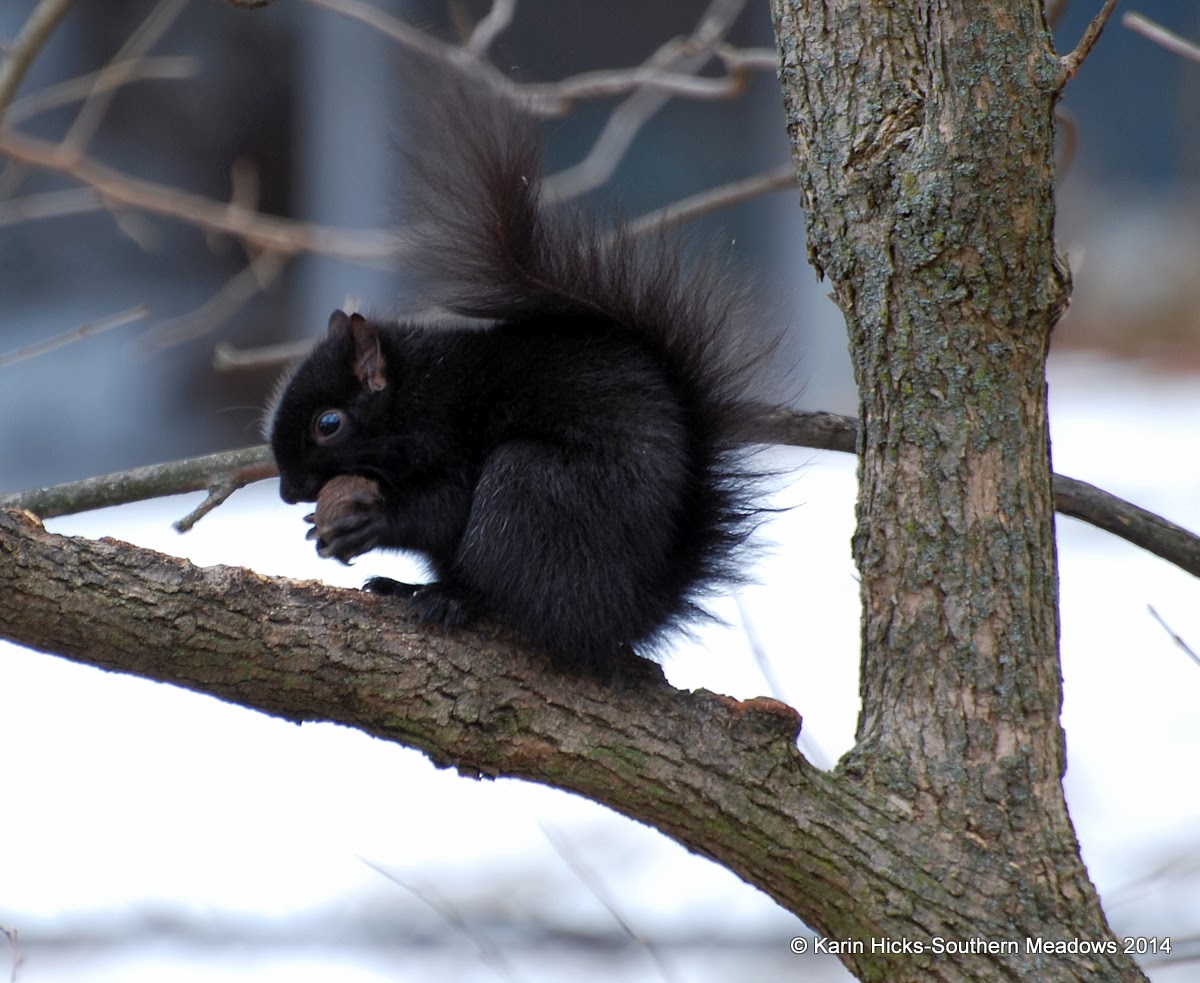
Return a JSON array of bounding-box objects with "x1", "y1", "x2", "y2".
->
[{"x1": 305, "y1": 475, "x2": 385, "y2": 563}]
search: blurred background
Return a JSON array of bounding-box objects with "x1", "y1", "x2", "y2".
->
[{"x1": 1, "y1": 1, "x2": 1199, "y2": 980}]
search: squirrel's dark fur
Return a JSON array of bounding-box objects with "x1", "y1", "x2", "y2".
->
[{"x1": 268, "y1": 68, "x2": 777, "y2": 676}]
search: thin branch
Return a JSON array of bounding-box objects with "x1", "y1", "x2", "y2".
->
[
  {"x1": 143, "y1": 245, "x2": 287, "y2": 351},
  {"x1": 540, "y1": 824, "x2": 679, "y2": 983},
  {"x1": 0, "y1": 185, "x2": 102, "y2": 225},
  {"x1": 466, "y1": 0, "x2": 517, "y2": 56},
  {"x1": 543, "y1": 0, "x2": 749, "y2": 202},
  {"x1": 213, "y1": 337, "x2": 314, "y2": 372},
  {"x1": 0, "y1": 0, "x2": 75, "y2": 118},
  {"x1": 5, "y1": 54, "x2": 198, "y2": 125},
  {"x1": 359, "y1": 858, "x2": 516, "y2": 982},
  {"x1": 1052, "y1": 473, "x2": 1200, "y2": 580},
  {"x1": 0, "y1": 445, "x2": 275, "y2": 520},
  {"x1": 0, "y1": 127, "x2": 396, "y2": 261},
  {"x1": 59, "y1": 0, "x2": 190, "y2": 157},
  {"x1": 0, "y1": 305, "x2": 149, "y2": 368},
  {"x1": 301, "y1": 0, "x2": 530, "y2": 108},
  {"x1": 623, "y1": 163, "x2": 796, "y2": 237},
  {"x1": 1147, "y1": 605, "x2": 1200, "y2": 670},
  {"x1": 524, "y1": 45, "x2": 776, "y2": 105},
  {"x1": 1057, "y1": 0, "x2": 1120, "y2": 88},
  {"x1": 1, "y1": 924, "x2": 21, "y2": 983},
  {"x1": 1122, "y1": 12, "x2": 1200, "y2": 64},
  {"x1": 5, "y1": 413, "x2": 1199, "y2": 585},
  {"x1": 172, "y1": 454, "x2": 280, "y2": 532},
  {"x1": 306, "y1": 0, "x2": 773, "y2": 118}
]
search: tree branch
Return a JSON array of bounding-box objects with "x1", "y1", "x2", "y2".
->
[
  {"x1": 1122, "y1": 12, "x2": 1200, "y2": 64},
  {"x1": 0, "y1": 505, "x2": 849, "y2": 930},
  {"x1": 0, "y1": 503, "x2": 1139, "y2": 976},
  {"x1": 0, "y1": 446, "x2": 274, "y2": 521},
  {"x1": 0, "y1": 0, "x2": 75, "y2": 118},
  {"x1": 0, "y1": 304, "x2": 148, "y2": 367},
  {"x1": 1057, "y1": 0, "x2": 1121, "y2": 88},
  {"x1": 0, "y1": 127, "x2": 395, "y2": 261},
  {"x1": 0, "y1": 502, "x2": 1160, "y2": 977},
  {"x1": 5, "y1": 411, "x2": 1199, "y2": 581}
]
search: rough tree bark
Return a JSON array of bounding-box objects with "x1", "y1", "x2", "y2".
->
[
  {"x1": 0, "y1": 2, "x2": 1151, "y2": 982},
  {"x1": 768, "y1": 0, "x2": 1142, "y2": 980}
]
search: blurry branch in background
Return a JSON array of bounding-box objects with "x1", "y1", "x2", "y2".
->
[
  {"x1": 0, "y1": 127, "x2": 398, "y2": 260},
  {"x1": 0, "y1": 923, "x2": 22, "y2": 983},
  {"x1": 145, "y1": 253, "x2": 287, "y2": 351},
  {"x1": 539, "y1": 824, "x2": 678, "y2": 983},
  {"x1": 542, "y1": 0, "x2": 754, "y2": 201},
  {"x1": 463, "y1": 0, "x2": 515, "y2": 56},
  {"x1": 58, "y1": 0, "x2": 190, "y2": 158},
  {"x1": 0, "y1": 0, "x2": 74, "y2": 116},
  {"x1": 623, "y1": 163, "x2": 796, "y2": 237},
  {"x1": 1045, "y1": 0, "x2": 1070, "y2": 30},
  {"x1": 5, "y1": 413, "x2": 1200, "y2": 586},
  {"x1": 1123, "y1": 12, "x2": 1200, "y2": 63},
  {"x1": 4, "y1": 55, "x2": 199, "y2": 126},
  {"x1": 357, "y1": 858, "x2": 517, "y2": 982},
  {"x1": 0, "y1": 0, "x2": 785, "y2": 351},
  {"x1": 1147, "y1": 605, "x2": 1200, "y2": 670},
  {"x1": 0, "y1": 305, "x2": 149, "y2": 367}
]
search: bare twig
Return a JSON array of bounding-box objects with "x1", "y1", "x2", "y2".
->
[
  {"x1": 143, "y1": 252, "x2": 287, "y2": 350},
  {"x1": 466, "y1": 0, "x2": 517, "y2": 56},
  {"x1": 173, "y1": 455, "x2": 280, "y2": 532},
  {"x1": 302, "y1": 0, "x2": 527, "y2": 105},
  {"x1": 1123, "y1": 12, "x2": 1200, "y2": 64},
  {"x1": 0, "y1": 0, "x2": 75, "y2": 118},
  {"x1": 0, "y1": 305, "x2": 149, "y2": 368},
  {"x1": 524, "y1": 45, "x2": 776, "y2": 105},
  {"x1": 1057, "y1": 0, "x2": 1120, "y2": 88},
  {"x1": 308, "y1": 0, "x2": 773, "y2": 117},
  {"x1": 6, "y1": 410, "x2": 1200, "y2": 588},
  {"x1": 60, "y1": 0, "x2": 190, "y2": 157},
  {"x1": 5, "y1": 55, "x2": 197, "y2": 125},
  {"x1": 540, "y1": 825, "x2": 679, "y2": 983},
  {"x1": 1, "y1": 924, "x2": 22, "y2": 983},
  {"x1": 1147, "y1": 605, "x2": 1200, "y2": 669},
  {"x1": 0, "y1": 445, "x2": 275, "y2": 520},
  {"x1": 0, "y1": 186, "x2": 102, "y2": 225},
  {"x1": 624, "y1": 163, "x2": 796, "y2": 237},
  {"x1": 544, "y1": 0, "x2": 751, "y2": 202},
  {"x1": 359, "y1": 858, "x2": 516, "y2": 983},
  {"x1": 0, "y1": 127, "x2": 396, "y2": 261},
  {"x1": 213, "y1": 337, "x2": 314, "y2": 372}
]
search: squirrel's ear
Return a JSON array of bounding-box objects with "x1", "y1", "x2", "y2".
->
[
  {"x1": 348, "y1": 313, "x2": 387, "y2": 393},
  {"x1": 327, "y1": 309, "x2": 351, "y2": 340}
]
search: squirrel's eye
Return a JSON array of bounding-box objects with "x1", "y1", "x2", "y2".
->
[{"x1": 313, "y1": 409, "x2": 345, "y2": 442}]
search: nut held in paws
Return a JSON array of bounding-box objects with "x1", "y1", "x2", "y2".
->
[{"x1": 311, "y1": 474, "x2": 382, "y2": 544}]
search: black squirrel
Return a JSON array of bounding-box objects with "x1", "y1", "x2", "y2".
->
[{"x1": 267, "y1": 66, "x2": 781, "y2": 676}]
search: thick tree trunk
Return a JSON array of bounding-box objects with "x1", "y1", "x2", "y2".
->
[{"x1": 770, "y1": 1, "x2": 1142, "y2": 980}]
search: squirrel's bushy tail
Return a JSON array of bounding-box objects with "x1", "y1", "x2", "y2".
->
[{"x1": 398, "y1": 62, "x2": 781, "y2": 640}]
